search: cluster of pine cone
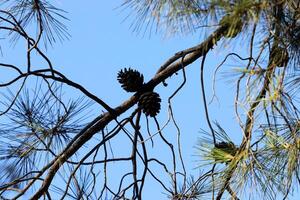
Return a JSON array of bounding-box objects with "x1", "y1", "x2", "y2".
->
[{"x1": 117, "y1": 68, "x2": 161, "y2": 117}]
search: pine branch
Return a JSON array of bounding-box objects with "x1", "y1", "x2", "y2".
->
[
  {"x1": 29, "y1": 24, "x2": 229, "y2": 200},
  {"x1": 216, "y1": 3, "x2": 286, "y2": 199}
]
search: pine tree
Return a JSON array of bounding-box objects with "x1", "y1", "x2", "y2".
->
[{"x1": 0, "y1": 0, "x2": 299, "y2": 199}]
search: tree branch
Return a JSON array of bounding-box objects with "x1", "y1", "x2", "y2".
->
[{"x1": 29, "y1": 25, "x2": 228, "y2": 199}]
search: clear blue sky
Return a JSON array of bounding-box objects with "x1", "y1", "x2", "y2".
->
[{"x1": 1, "y1": 0, "x2": 299, "y2": 199}]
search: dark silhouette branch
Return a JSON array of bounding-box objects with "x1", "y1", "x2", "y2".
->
[{"x1": 29, "y1": 24, "x2": 229, "y2": 200}]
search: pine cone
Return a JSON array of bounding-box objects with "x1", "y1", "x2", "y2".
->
[
  {"x1": 117, "y1": 68, "x2": 144, "y2": 92},
  {"x1": 138, "y1": 92, "x2": 161, "y2": 117},
  {"x1": 215, "y1": 142, "x2": 237, "y2": 155},
  {"x1": 212, "y1": 141, "x2": 237, "y2": 164},
  {"x1": 270, "y1": 46, "x2": 289, "y2": 67}
]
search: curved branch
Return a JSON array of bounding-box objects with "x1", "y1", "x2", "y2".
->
[{"x1": 29, "y1": 25, "x2": 229, "y2": 200}]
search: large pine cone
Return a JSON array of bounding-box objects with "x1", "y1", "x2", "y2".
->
[
  {"x1": 117, "y1": 68, "x2": 144, "y2": 92},
  {"x1": 138, "y1": 92, "x2": 161, "y2": 117}
]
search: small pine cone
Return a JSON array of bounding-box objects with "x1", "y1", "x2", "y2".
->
[
  {"x1": 212, "y1": 141, "x2": 238, "y2": 164},
  {"x1": 117, "y1": 68, "x2": 144, "y2": 92},
  {"x1": 214, "y1": 141, "x2": 238, "y2": 156},
  {"x1": 215, "y1": 141, "x2": 237, "y2": 155},
  {"x1": 138, "y1": 92, "x2": 161, "y2": 117},
  {"x1": 270, "y1": 47, "x2": 289, "y2": 67}
]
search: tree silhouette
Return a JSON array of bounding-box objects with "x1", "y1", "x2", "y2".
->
[{"x1": 0, "y1": 0, "x2": 299, "y2": 199}]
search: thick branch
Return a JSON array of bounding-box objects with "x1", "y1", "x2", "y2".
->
[
  {"x1": 30, "y1": 25, "x2": 228, "y2": 199},
  {"x1": 216, "y1": 58, "x2": 276, "y2": 200},
  {"x1": 216, "y1": 31, "x2": 281, "y2": 200}
]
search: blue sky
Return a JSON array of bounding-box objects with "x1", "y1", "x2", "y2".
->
[
  {"x1": 47, "y1": 1, "x2": 239, "y2": 198},
  {"x1": 1, "y1": 0, "x2": 299, "y2": 199}
]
